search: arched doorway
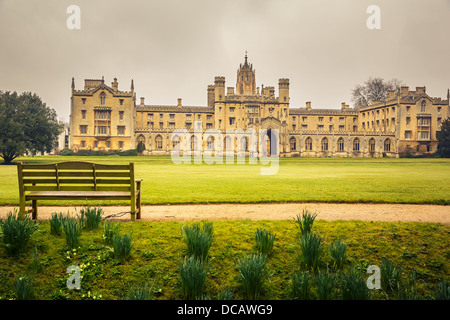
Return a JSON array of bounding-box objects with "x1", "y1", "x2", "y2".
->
[{"x1": 264, "y1": 129, "x2": 277, "y2": 156}]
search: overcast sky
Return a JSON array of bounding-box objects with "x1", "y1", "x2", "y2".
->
[{"x1": 0, "y1": 0, "x2": 449, "y2": 121}]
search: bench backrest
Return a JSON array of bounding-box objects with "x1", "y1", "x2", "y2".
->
[{"x1": 17, "y1": 161, "x2": 135, "y2": 193}]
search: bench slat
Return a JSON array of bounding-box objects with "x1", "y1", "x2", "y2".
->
[
  {"x1": 23, "y1": 179, "x2": 58, "y2": 184},
  {"x1": 22, "y1": 171, "x2": 57, "y2": 177},
  {"x1": 24, "y1": 185, "x2": 131, "y2": 192},
  {"x1": 23, "y1": 171, "x2": 132, "y2": 178},
  {"x1": 25, "y1": 191, "x2": 131, "y2": 201},
  {"x1": 23, "y1": 178, "x2": 131, "y2": 185},
  {"x1": 21, "y1": 162, "x2": 131, "y2": 171}
]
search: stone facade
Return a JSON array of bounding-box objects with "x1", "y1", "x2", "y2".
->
[
  {"x1": 69, "y1": 77, "x2": 135, "y2": 152},
  {"x1": 69, "y1": 54, "x2": 450, "y2": 157}
]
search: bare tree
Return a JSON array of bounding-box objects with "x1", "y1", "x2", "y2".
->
[{"x1": 351, "y1": 77, "x2": 403, "y2": 109}]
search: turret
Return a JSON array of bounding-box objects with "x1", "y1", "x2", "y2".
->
[
  {"x1": 214, "y1": 76, "x2": 225, "y2": 101},
  {"x1": 236, "y1": 51, "x2": 256, "y2": 95},
  {"x1": 278, "y1": 78, "x2": 289, "y2": 103}
]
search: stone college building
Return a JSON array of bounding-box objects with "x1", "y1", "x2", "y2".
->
[{"x1": 69, "y1": 54, "x2": 449, "y2": 158}]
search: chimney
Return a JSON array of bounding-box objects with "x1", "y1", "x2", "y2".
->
[
  {"x1": 177, "y1": 98, "x2": 182, "y2": 107},
  {"x1": 306, "y1": 101, "x2": 311, "y2": 110},
  {"x1": 400, "y1": 86, "x2": 409, "y2": 97},
  {"x1": 416, "y1": 87, "x2": 426, "y2": 95},
  {"x1": 387, "y1": 90, "x2": 395, "y2": 100},
  {"x1": 341, "y1": 102, "x2": 349, "y2": 110},
  {"x1": 227, "y1": 87, "x2": 235, "y2": 95},
  {"x1": 140, "y1": 97, "x2": 145, "y2": 106}
]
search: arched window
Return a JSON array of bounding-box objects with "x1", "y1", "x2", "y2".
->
[
  {"x1": 421, "y1": 100, "x2": 426, "y2": 113},
  {"x1": 290, "y1": 137, "x2": 297, "y2": 151},
  {"x1": 224, "y1": 136, "x2": 233, "y2": 151},
  {"x1": 384, "y1": 138, "x2": 391, "y2": 152},
  {"x1": 353, "y1": 138, "x2": 360, "y2": 151},
  {"x1": 172, "y1": 135, "x2": 180, "y2": 149},
  {"x1": 337, "y1": 137, "x2": 345, "y2": 151},
  {"x1": 100, "y1": 92, "x2": 106, "y2": 105},
  {"x1": 240, "y1": 136, "x2": 248, "y2": 152},
  {"x1": 207, "y1": 135, "x2": 215, "y2": 150},
  {"x1": 305, "y1": 137, "x2": 312, "y2": 151},
  {"x1": 191, "y1": 135, "x2": 197, "y2": 151},
  {"x1": 369, "y1": 138, "x2": 376, "y2": 152},
  {"x1": 321, "y1": 137, "x2": 328, "y2": 151},
  {"x1": 155, "y1": 135, "x2": 163, "y2": 150}
]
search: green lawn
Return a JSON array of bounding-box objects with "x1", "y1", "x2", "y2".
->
[
  {"x1": 0, "y1": 219, "x2": 448, "y2": 300},
  {"x1": 1, "y1": 156, "x2": 450, "y2": 206}
]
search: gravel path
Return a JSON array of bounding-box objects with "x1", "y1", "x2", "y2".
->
[{"x1": 1, "y1": 203, "x2": 449, "y2": 224}]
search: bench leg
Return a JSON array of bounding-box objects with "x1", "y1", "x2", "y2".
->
[
  {"x1": 19, "y1": 196, "x2": 26, "y2": 220},
  {"x1": 32, "y1": 200, "x2": 37, "y2": 220},
  {"x1": 130, "y1": 197, "x2": 136, "y2": 222},
  {"x1": 136, "y1": 192, "x2": 141, "y2": 220}
]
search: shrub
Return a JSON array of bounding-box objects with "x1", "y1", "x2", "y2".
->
[
  {"x1": 0, "y1": 211, "x2": 38, "y2": 255},
  {"x1": 291, "y1": 271, "x2": 312, "y2": 300},
  {"x1": 299, "y1": 232, "x2": 324, "y2": 272},
  {"x1": 127, "y1": 282, "x2": 154, "y2": 300},
  {"x1": 380, "y1": 257, "x2": 402, "y2": 294},
  {"x1": 182, "y1": 222, "x2": 213, "y2": 262},
  {"x1": 255, "y1": 228, "x2": 276, "y2": 256},
  {"x1": 136, "y1": 141, "x2": 145, "y2": 155},
  {"x1": 112, "y1": 233, "x2": 132, "y2": 262},
  {"x1": 62, "y1": 217, "x2": 82, "y2": 249},
  {"x1": 78, "y1": 207, "x2": 103, "y2": 230},
  {"x1": 103, "y1": 221, "x2": 120, "y2": 245},
  {"x1": 30, "y1": 246, "x2": 43, "y2": 273},
  {"x1": 396, "y1": 271, "x2": 422, "y2": 300},
  {"x1": 329, "y1": 239, "x2": 347, "y2": 270},
  {"x1": 179, "y1": 255, "x2": 207, "y2": 300},
  {"x1": 295, "y1": 209, "x2": 317, "y2": 236},
  {"x1": 119, "y1": 149, "x2": 138, "y2": 156},
  {"x1": 239, "y1": 253, "x2": 268, "y2": 300},
  {"x1": 15, "y1": 275, "x2": 35, "y2": 300},
  {"x1": 59, "y1": 148, "x2": 75, "y2": 156},
  {"x1": 217, "y1": 288, "x2": 234, "y2": 300},
  {"x1": 434, "y1": 280, "x2": 450, "y2": 300},
  {"x1": 340, "y1": 267, "x2": 370, "y2": 300},
  {"x1": 316, "y1": 270, "x2": 337, "y2": 300},
  {"x1": 76, "y1": 149, "x2": 92, "y2": 156},
  {"x1": 50, "y1": 212, "x2": 68, "y2": 236}
]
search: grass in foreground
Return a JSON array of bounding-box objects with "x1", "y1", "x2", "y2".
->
[{"x1": 0, "y1": 216, "x2": 448, "y2": 300}]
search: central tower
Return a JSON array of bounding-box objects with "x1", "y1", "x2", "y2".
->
[{"x1": 236, "y1": 51, "x2": 256, "y2": 95}]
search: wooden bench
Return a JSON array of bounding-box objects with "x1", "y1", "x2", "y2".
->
[{"x1": 17, "y1": 161, "x2": 142, "y2": 221}]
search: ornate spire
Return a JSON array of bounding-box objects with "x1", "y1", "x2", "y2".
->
[
  {"x1": 244, "y1": 50, "x2": 248, "y2": 65},
  {"x1": 71, "y1": 77, "x2": 75, "y2": 89},
  {"x1": 131, "y1": 79, "x2": 134, "y2": 91}
]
